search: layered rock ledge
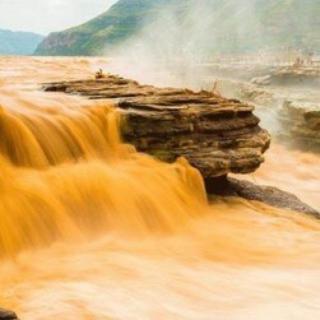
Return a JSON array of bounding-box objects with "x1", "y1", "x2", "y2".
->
[{"x1": 43, "y1": 75, "x2": 271, "y2": 179}]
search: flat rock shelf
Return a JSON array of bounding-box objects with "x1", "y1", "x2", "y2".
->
[{"x1": 43, "y1": 75, "x2": 271, "y2": 179}]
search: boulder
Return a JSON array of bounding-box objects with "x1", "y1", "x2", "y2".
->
[
  {"x1": 43, "y1": 75, "x2": 271, "y2": 179},
  {"x1": 0, "y1": 308, "x2": 19, "y2": 320}
]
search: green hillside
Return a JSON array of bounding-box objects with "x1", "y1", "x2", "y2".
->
[
  {"x1": 0, "y1": 29, "x2": 43, "y2": 55},
  {"x1": 35, "y1": 0, "x2": 173, "y2": 56},
  {"x1": 35, "y1": 0, "x2": 320, "y2": 56}
]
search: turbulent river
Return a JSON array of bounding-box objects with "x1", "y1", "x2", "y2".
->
[{"x1": 0, "y1": 57, "x2": 320, "y2": 320}]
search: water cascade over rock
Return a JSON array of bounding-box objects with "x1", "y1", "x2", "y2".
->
[{"x1": 1, "y1": 58, "x2": 320, "y2": 320}]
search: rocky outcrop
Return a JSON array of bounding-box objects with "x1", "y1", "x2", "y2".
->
[
  {"x1": 43, "y1": 75, "x2": 271, "y2": 179},
  {"x1": 42, "y1": 75, "x2": 320, "y2": 217},
  {"x1": 280, "y1": 100, "x2": 320, "y2": 150},
  {"x1": 0, "y1": 308, "x2": 19, "y2": 320}
]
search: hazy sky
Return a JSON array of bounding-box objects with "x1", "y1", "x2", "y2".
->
[{"x1": 0, "y1": 0, "x2": 117, "y2": 35}]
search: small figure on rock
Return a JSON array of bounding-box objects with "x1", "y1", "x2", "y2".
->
[
  {"x1": 293, "y1": 57, "x2": 304, "y2": 68},
  {"x1": 95, "y1": 68, "x2": 105, "y2": 80},
  {"x1": 212, "y1": 80, "x2": 221, "y2": 97},
  {"x1": 306, "y1": 52, "x2": 314, "y2": 65}
]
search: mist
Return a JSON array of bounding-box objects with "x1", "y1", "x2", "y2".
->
[
  {"x1": 105, "y1": 0, "x2": 273, "y2": 88},
  {"x1": 105, "y1": 0, "x2": 318, "y2": 90},
  {"x1": 103, "y1": 0, "x2": 320, "y2": 148},
  {"x1": 107, "y1": 0, "x2": 218, "y2": 88}
]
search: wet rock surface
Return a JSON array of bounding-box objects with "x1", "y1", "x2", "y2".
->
[
  {"x1": 280, "y1": 100, "x2": 320, "y2": 151},
  {"x1": 201, "y1": 65, "x2": 320, "y2": 152},
  {"x1": 0, "y1": 308, "x2": 19, "y2": 320},
  {"x1": 199, "y1": 64, "x2": 320, "y2": 89},
  {"x1": 43, "y1": 75, "x2": 271, "y2": 179},
  {"x1": 207, "y1": 176, "x2": 320, "y2": 218}
]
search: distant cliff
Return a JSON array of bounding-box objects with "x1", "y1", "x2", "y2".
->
[
  {"x1": 35, "y1": 0, "x2": 170, "y2": 56},
  {"x1": 0, "y1": 29, "x2": 43, "y2": 55},
  {"x1": 35, "y1": 0, "x2": 320, "y2": 56}
]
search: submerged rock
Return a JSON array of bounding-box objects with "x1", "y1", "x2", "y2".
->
[
  {"x1": 0, "y1": 308, "x2": 19, "y2": 320},
  {"x1": 43, "y1": 75, "x2": 271, "y2": 179},
  {"x1": 206, "y1": 176, "x2": 319, "y2": 218}
]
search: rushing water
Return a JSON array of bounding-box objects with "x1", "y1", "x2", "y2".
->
[{"x1": 0, "y1": 57, "x2": 320, "y2": 319}]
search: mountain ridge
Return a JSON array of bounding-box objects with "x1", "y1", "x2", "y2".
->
[
  {"x1": 0, "y1": 29, "x2": 43, "y2": 55},
  {"x1": 35, "y1": 0, "x2": 320, "y2": 56}
]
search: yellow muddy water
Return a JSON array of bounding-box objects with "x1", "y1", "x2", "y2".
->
[{"x1": 0, "y1": 57, "x2": 320, "y2": 320}]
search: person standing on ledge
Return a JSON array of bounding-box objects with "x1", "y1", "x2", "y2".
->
[{"x1": 95, "y1": 68, "x2": 105, "y2": 79}]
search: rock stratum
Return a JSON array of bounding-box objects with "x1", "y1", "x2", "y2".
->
[{"x1": 43, "y1": 75, "x2": 271, "y2": 179}]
